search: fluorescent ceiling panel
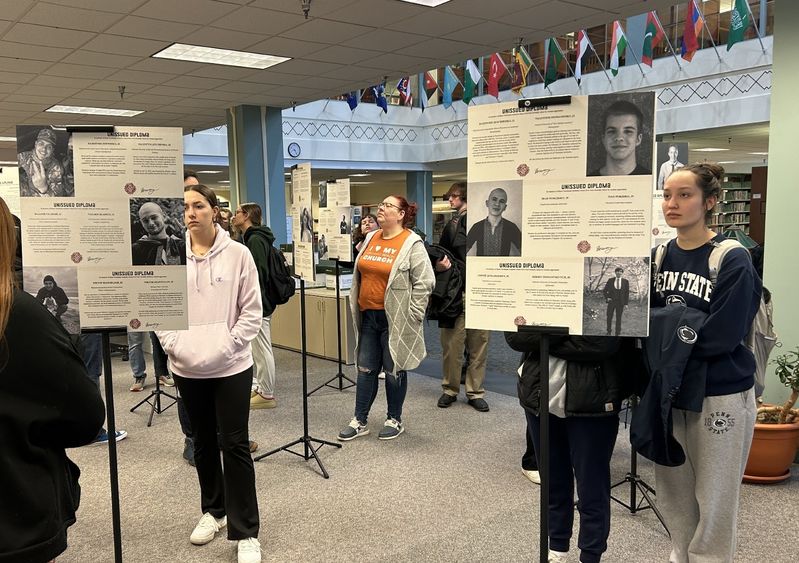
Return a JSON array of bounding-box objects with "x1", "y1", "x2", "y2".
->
[
  {"x1": 46, "y1": 105, "x2": 143, "y2": 117},
  {"x1": 396, "y1": 0, "x2": 452, "y2": 6},
  {"x1": 0, "y1": 136, "x2": 16, "y2": 142},
  {"x1": 153, "y1": 43, "x2": 290, "y2": 70},
  {"x1": 693, "y1": 147, "x2": 730, "y2": 152}
]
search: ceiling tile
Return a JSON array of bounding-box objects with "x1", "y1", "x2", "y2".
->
[
  {"x1": 493, "y1": 1, "x2": 590, "y2": 30},
  {"x1": 213, "y1": 7, "x2": 306, "y2": 35},
  {"x1": 340, "y1": 29, "x2": 429, "y2": 52},
  {"x1": 29, "y1": 75, "x2": 96, "y2": 89},
  {"x1": 87, "y1": 81, "x2": 150, "y2": 94},
  {"x1": 162, "y1": 75, "x2": 228, "y2": 89},
  {"x1": 324, "y1": 0, "x2": 425, "y2": 27},
  {"x1": 62, "y1": 89, "x2": 126, "y2": 102},
  {"x1": 189, "y1": 65, "x2": 256, "y2": 80},
  {"x1": 248, "y1": 0, "x2": 359, "y2": 17},
  {"x1": 107, "y1": 69, "x2": 175, "y2": 85},
  {"x1": 5, "y1": 23, "x2": 95, "y2": 49},
  {"x1": 0, "y1": 1, "x2": 37, "y2": 20},
  {"x1": 133, "y1": 0, "x2": 239, "y2": 25},
  {"x1": 267, "y1": 58, "x2": 334, "y2": 77},
  {"x1": 384, "y1": 9, "x2": 481, "y2": 36},
  {"x1": 82, "y1": 34, "x2": 169, "y2": 57},
  {"x1": 0, "y1": 42, "x2": 68, "y2": 62},
  {"x1": 122, "y1": 93, "x2": 182, "y2": 105},
  {"x1": 3, "y1": 94, "x2": 64, "y2": 106},
  {"x1": 104, "y1": 15, "x2": 200, "y2": 41},
  {"x1": 0, "y1": 72, "x2": 36, "y2": 85},
  {"x1": 21, "y1": 2, "x2": 123, "y2": 32},
  {"x1": 45, "y1": 0, "x2": 146, "y2": 14},
  {"x1": 0, "y1": 84, "x2": 20, "y2": 94},
  {"x1": 61, "y1": 50, "x2": 141, "y2": 69},
  {"x1": 247, "y1": 36, "x2": 329, "y2": 59},
  {"x1": 193, "y1": 89, "x2": 250, "y2": 102},
  {"x1": 307, "y1": 45, "x2": 381, "y2": 65},
  {"x1": 402, "y1": 37, "x2": 472, "y2": 59},
  {"x1": 437, "y1": 0, "x2": 543, "y2": 18},
  {"x1": 15, "y1": 84, "x2": 80, "y2": 97},
  {"x1": 43, "y1": 63, "x2": 118, "y2": 80},
  {"x1": 126, "y1": 58, "x2": 203, "y2": 75},
  {"x1": 280, "y1": 18, "x2": 373, "y2": 44},
  {"x1": 178, "y1": 27, "x2": 265, "y2": 51},
  {"x1": 144, "y1": 85, "x2": 204, "y2": 98},
  {"x1": 0, "y1": 56, "x2": 53, "y2": 74},
  {"x1": 357, "y1": 53, "x2": 438, "y2": 74},
  {"x1": 213, "y1": 82, "x2": 274, "y2": 95}
]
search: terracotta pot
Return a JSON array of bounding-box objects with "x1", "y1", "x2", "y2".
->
[{"x1": 743, "y1": 421, "x2": 799, "y2": 484}]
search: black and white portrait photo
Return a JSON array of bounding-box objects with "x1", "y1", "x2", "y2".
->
[
  {"x1": 16, "y1": 125, "x2": 74, "y2": 198},
  {"x1": 656, "y1": 142, "x2": 689, "y2": 190},
  {"x1": 23, "y1": 266, "x2": 80, "y2": 334},
  {"x1": 130, "y1": 198, "x2": 186, "y2": 266},
  {"x1": 319, "y1": 181, "x2": 328, "y2": 208},
  {"x1": 466, "y1": 180, "x2": 523, "y2": 257},
  {"x1": 586, "y1": 93, "x2": 655, "y2": 178},
  {"x1": 582, "y1": 256, "x2": 650, "y2": 337},
  {"x1": 300, "y1": 207, "x2": 313, "y2": 242}
]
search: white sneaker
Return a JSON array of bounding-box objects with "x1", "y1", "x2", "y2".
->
[
  {"x1": 238, "y1": 537, "x2": 261, "y2": 563},
  {"x1": 522, "y1": 468, "x2": 541, "y2": 485},
  {"x1": 548, "y1": 549, "x2": 568, "y2": 562},
  {"x1": 189, "y1": 513, "x2": 226, "y2": 545},
  {"x1": 378, "y1": 371, "x2": 386, "y2": 380}
]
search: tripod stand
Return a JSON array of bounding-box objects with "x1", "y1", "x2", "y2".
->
[
  {"x1": 610, "y1": 397, "x2": 669, "y2": 534},
  {"x1": 130, "y1": 361, "x2": 177, "y2": 427},
  {"x1": 254, "y1": 279, "x2": 341, "y2": 478},
  {"x1": 308, "y1": 258, "x2": 355, "y2": 395}
]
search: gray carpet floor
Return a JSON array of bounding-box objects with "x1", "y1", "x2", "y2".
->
[{"x1": 61, "y1": 347, "x2": 798, "y2": 563}]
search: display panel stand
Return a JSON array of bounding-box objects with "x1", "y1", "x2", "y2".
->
[
  {"x1": 308, "y1": 258, "x2": 355, "y2": 396},
  {"x1": 129, "y1": 362, "x2": 177, "y2": 427},
  {"x1": 254, "y1": 279, "x2": 341, "y2": 478},
  {"x1": 610, "y1": 396, "x2": 669, "y2": 534},
  {"x1": 84, "y1": 328, "x2": 125, "y2": 563},
  {"x1": 517, "y1": 325, "x2": 569, "y2": 563}
]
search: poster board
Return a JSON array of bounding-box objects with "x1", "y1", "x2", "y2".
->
[
  {"x1": 17, "y1": 125, "x2": 188, "y2": 333},
  {"x1": 291, "y1": 162, "x2": 315, "y2": 281},
  {"x1": 652, "y1": 141, "x2": 689, "y2": 246},
  {"x1": 465, "y1": 93, "x2": 655, "y2": 337},
  {"x1": 317, "y1": 178, "x2": 353, "y2": 262},
  {"x1": 0, "y1": 166, "x2": 20, "y2": 216}
]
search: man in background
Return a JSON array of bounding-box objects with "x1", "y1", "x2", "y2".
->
[
  {"x1": 657, "y1": 145, "x2": 685, "y2": 190},
  {"x1": 436, "y1": 182, "x2": 490, "y2": 412},
  {"x1": 233, "y1": 202, "x2": 278, "y2": 410},
  {"x1": 603, "y1": 267, "x2": 629, "y2": 336}
]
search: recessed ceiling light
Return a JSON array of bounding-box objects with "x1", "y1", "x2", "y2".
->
[
  {"x1": 153, "y1": 43, "x2": 290, "y2": 69},
  {"x1": 692, "y1": 147, "x2": 729, "y2": 152},
  {"x1": 748, "y1": 152, "x2": 768, "y2": 155},
  {"x1": 196, "y1": 170, "x2": 222, "y2": 174},
  {"x1": 350, "y1": 181, "x2": 374, "y2": 185},
  {"x1": 717, "y1": 161, "x2": 738, "y2": 164},
  {"x1": 348, "y1": 173, "x2": 370, "y2": 177},
  {"x1": 218, "y1": 180, "x2": 230, "y2": 184},
  {"x1": 0, "y1": 136, "x2": 16, "y2": 142},
  {"x1": 0, "y1": 160, "x2": 17, "y2": 165},
  {"x1": 395, "y1": 0, "x2": 452, "y2": 6},
  {"x1": 46, "y1": 105, "x2": 143, "y2": 117}
]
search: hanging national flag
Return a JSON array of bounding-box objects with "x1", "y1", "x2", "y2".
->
[
  {"x1": 346, "y1": 91, "x2": 358, "y2": 111},
  {"x1": 442, "y1": 66, "x2": 458, "y2": 108},
  {"x1": 373, "y1": 83, "x2": 387, "y2": 113},
  {"x1": 642, "y1": 12, "x2": 666, "y2": 66},
  {"x1": 543, "y1": 39, "x2": 563, "y2": 87},
  {"x1": 727, "y1": 0, "x2": 750, "y2": 51},
  {"x1": 424, "y1": 71, "x2": 438, "y2": 100},
  {"x1": 396, "y1": 77, "x2": 413, "y2": 106},
  {"x1": 574, "y1": 30, "x2": 590, "y2": 83},
  {"x1": 609, "y1": 21, "x2": 628, "y2": 76},
  {"x1": 463, "y1": 59, "x2": 481, "y2": 104},
  {"x1": 681, "y1": 0, "x2": 704, "y2": 62},
  {"x1": 510, "y1": 46, "x2": 532, "y2": 94},
  {"x1": 486, "y1": 53, "x2": 506, "y2": 98}
]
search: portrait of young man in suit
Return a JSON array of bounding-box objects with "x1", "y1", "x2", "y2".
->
[{"x1": 602, "y1": 266, "x2": 629, "y2": 336}]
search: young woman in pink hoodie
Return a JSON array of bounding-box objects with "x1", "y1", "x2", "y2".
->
[{"x1": 156, "y1": 184, "x2": 263, "y2": 563}]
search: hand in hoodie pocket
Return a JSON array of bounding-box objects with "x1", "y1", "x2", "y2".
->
[{"x1": 170, "y1": 321, "x2": 241, "y2": 376}]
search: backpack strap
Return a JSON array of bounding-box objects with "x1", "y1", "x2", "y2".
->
[{"x1": 707, "y1": 238, "x2": 745, "y2": 285}]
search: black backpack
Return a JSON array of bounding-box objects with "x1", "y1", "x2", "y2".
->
[
  {"x1": 265, "y1": 244, "x2": 295, "y2": 307},
  {"x1": 425, "y1": 244, "x2": 464, "y2": 322}
]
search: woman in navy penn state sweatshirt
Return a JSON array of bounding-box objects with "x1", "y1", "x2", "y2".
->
[{"x1": 651, "y1": 163, "x2": 761, "y2": 563}]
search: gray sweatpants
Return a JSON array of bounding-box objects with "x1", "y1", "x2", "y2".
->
[{"x1": 655, "y1": 388, "x2": 756, "y2": 563}]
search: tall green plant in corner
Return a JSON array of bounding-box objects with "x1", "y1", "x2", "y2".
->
[{"x1": 758, "y1": 346, "x2": 799, "y2": 424}]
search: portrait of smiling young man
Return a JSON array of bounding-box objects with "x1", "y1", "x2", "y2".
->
[{"x1": 588, "y1": 99, "x2": 651, "y2": 177}]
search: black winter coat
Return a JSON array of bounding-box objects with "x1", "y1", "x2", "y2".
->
[
  {"x1": 505, "y1": 331, "x2": 639, "y2": 417},
  {"x1": 0, "y1": 290, "x2": 105, "y2": 563}
]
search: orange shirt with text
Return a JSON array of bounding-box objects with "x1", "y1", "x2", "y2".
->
[{"x1": 357, "y1": 229, "x2": 411, "y2": 311}]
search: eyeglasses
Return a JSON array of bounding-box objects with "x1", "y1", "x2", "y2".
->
[{"x1": 377, "y1": 201, "x2": 401, "y2": 211}]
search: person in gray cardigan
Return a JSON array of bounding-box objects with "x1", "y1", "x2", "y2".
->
[{"x1": 338, "y1": 195, "x2": 434, "y2": 441}]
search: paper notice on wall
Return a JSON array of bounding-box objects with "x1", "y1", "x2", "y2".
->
[{"x1": 291, "y1": 163, "x2": 315, "y2": 281}]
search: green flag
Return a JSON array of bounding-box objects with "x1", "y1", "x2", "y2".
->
[
  {"x1": 544, "y1": 39, "x2": 563, "y2": 88},
  {"x1": 727, "y1": 0, "x2": 750, "y2": 51},
  {"x1": 463, "y1": 59, "x2": 481, "y2": 104}
]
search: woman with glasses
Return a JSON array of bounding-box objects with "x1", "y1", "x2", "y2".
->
[{"x1": 338, "y1": 196, "x2": 434, "y2": 441}]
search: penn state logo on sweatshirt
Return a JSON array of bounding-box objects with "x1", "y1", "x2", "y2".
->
[{"x1": 652, "y1": 241, "x2": 716, "y2": 312}]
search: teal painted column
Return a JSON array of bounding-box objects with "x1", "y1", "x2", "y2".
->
[
  {"x1": 226, "y1": 105, "x2": 287, "y2": 244},
  {"x1": 406, "y1": 171, "x2": 433, "y2": 240},
  {"x1": 763, "y1": 2, "x2": 799, "y2": 404}
]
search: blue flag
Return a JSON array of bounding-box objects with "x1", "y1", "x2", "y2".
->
[
  {"x1": 346, "y1": 91, "x2": 358, "y2": 111},
  {"x1": 373, "y1": 83, "x2": 387, "y2": 113},
  {"x1": 442, "y1": 66, "x2": 458, "y2": 108}
]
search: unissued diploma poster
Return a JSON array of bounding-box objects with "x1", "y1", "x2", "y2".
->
[
  {"x1": 291, "y1": 163, "x2": 315, "y2": 281},
  {"x1": 317, "y1": 178, "x2": 352, "y2": 262},
  {"x1": 465, "y1": 93, "x2": 655, "y2": 337},
  {"x1": 17, "y1": 125, "x2": 188, "y2": 333}
]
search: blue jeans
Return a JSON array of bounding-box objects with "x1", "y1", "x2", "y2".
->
[
  {"x1": 354, "y1": 309, "x2": 407, "y2": 424},
  {"x1": 127, "y1": 332, "x2": 147, "y2": 379},
  {"x1": 80, "y1": 333, "x2": 106, "y2": 438}
]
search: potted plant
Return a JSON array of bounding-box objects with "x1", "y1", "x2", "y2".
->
[{"x1": 743, "y1": 346, "x2": 799, "y2": 484}]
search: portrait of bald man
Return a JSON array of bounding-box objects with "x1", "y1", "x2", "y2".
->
[
  {"x1": 466, "y1": 186, "x2": 522, "y2": 257},
  {"x1": 131, "y1": 199, "x2": 186, "y2": 266}
]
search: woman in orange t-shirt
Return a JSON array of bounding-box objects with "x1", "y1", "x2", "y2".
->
[{"x1": 338, "y1": 196, "x2": 434, "y2": 441}]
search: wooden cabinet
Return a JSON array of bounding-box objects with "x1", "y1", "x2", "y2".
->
[{"x1": 271, "y1": 288, "x2": 356, "y2": 364}]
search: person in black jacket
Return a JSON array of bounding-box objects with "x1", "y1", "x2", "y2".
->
[
  {"x1": 505, "y1": 330, "x2": 634, "y2": 563},
  {"x1": 233, "y1": 202, "x2": 278, "y2": 410},
  {"x1": 0, "y1": 196, "x2": 105, "y2": 563}
]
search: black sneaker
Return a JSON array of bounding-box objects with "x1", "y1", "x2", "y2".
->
[
  {"x1": 437, "y1": 393, "x2": 457, "y2": 408},
  {"x1": 467, "y1": 398, "x2": 490, "y2": 412},
  {"x1": 183, "y1": 438, "x2": 195, "y2": 466}
]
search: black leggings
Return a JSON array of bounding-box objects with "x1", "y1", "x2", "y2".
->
[{"x1": 175, "y1": 368, "x2": 258, "y2": 540}]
